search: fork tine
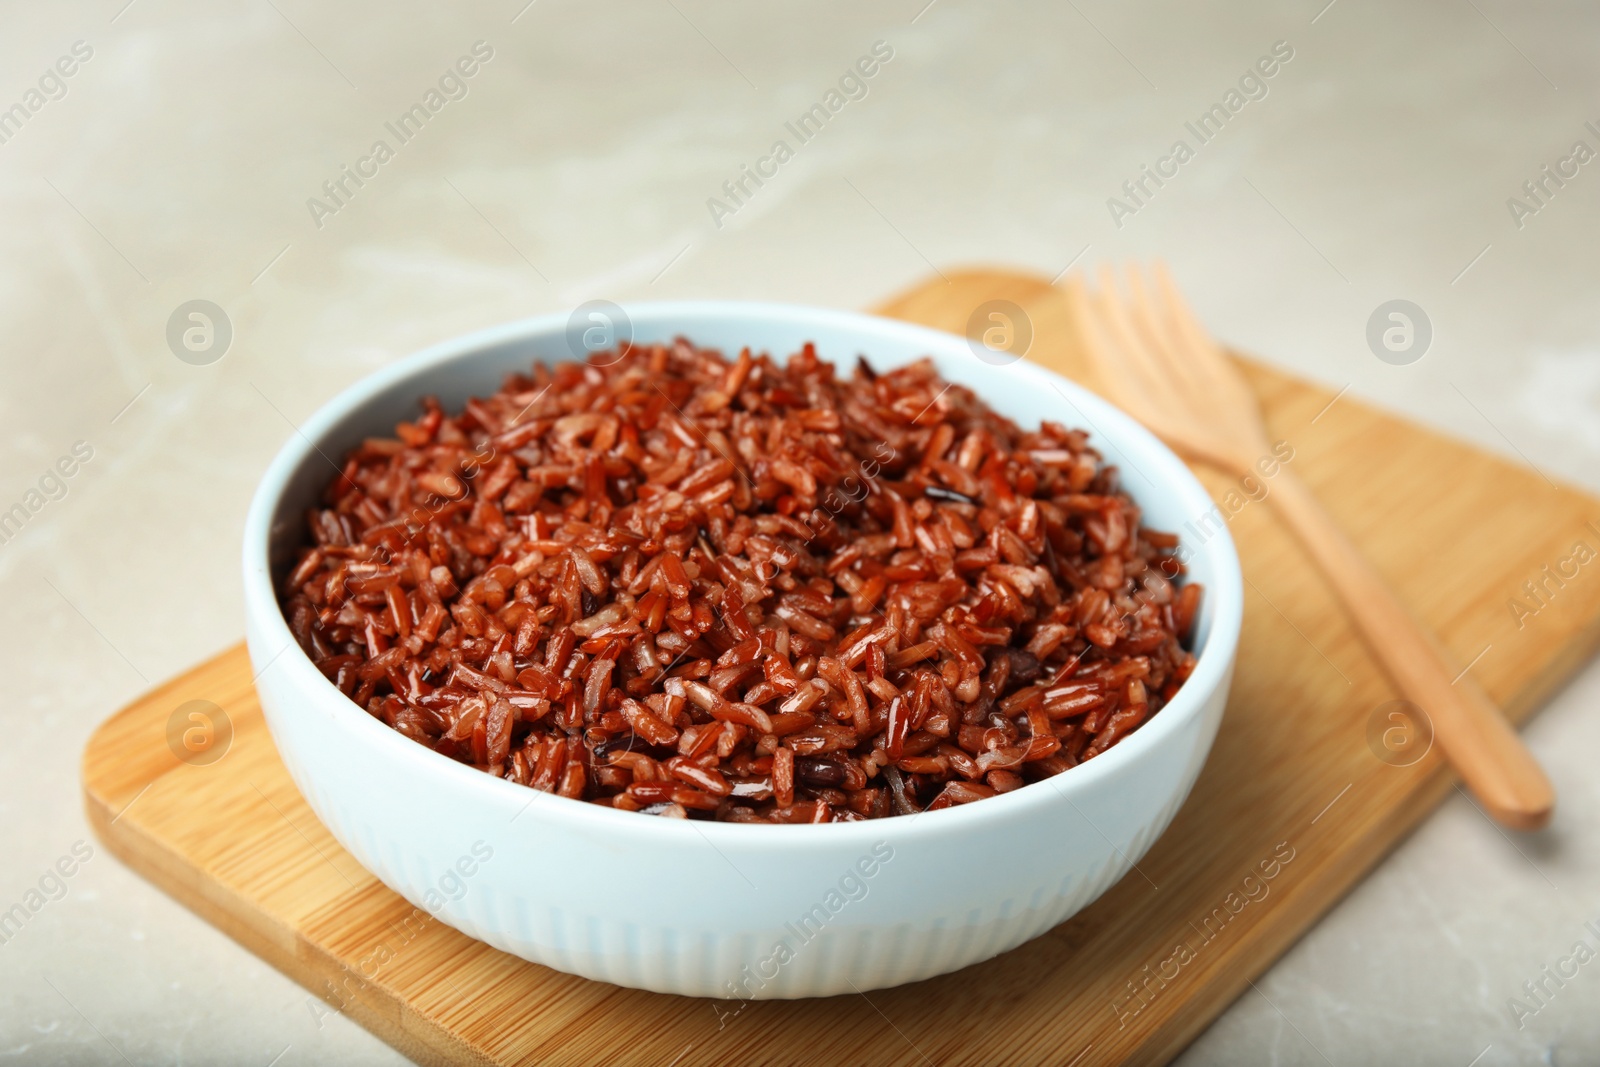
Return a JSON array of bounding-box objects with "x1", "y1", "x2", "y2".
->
[
  {"x1": 1090, "y1": 265, "x2": 1193, "y2": 420},
  {"x1": 1066, "y1": 272, "x2": 1187, "y2": 435},
  {"x1": 1150, "y1": 261, "x2": 1260, "y2": 417},
  {"x1": 1065, "y1": 263, "x2": 1269, "y2": 472},
  {"x1": 1123, "y1": 265, "x2": 1215, "y2": 403},
  {"x1": 1061, "y1": 272, "x2": 1163, "y2": 428}
]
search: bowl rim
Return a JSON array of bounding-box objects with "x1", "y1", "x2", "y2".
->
[{"x1": 243, "y1": 299, "x2": 1243, "y2": 849}]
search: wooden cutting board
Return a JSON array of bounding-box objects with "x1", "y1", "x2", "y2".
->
[{"x1": 83, "y1": 269, "x2": 1600, "y2": 1066}]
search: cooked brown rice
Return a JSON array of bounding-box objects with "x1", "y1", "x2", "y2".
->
[{"x1": 279, "y1": 340, "x2": 1201, "y2": 822}]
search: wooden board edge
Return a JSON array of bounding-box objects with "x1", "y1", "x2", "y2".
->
[
  {"x1": 1125, "y1": 606, "x2": 1600, "y2": 1063},
  {"x1": 1501, "y1": 608, "x2": 1600, "y2": 726},
  {"x1": 1133, "y1": 770, "x2": 1458, "y2": 1065},
  {"x1": 82, "y1": 721, "x2": 495, "y2": 1067},
  {"x1": 1126, "y1": 614, "x2": 1600, "y2": 1064}
]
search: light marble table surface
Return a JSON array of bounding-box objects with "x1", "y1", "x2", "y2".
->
[{"x1": 3, "y1": 0, "x2": 1599, "y2": 1063}]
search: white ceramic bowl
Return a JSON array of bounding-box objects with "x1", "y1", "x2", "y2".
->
[{"x1": 242, "y1": 301, "x2": 1241, "y2": 999}]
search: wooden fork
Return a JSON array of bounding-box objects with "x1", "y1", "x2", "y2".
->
[{"x1": 1063, "y1": 263, "x2": 1554, "y2": 831}]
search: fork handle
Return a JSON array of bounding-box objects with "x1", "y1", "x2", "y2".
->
[{"x1": 1264, "y1": 469, "x2": 1554, "y2": 829}]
